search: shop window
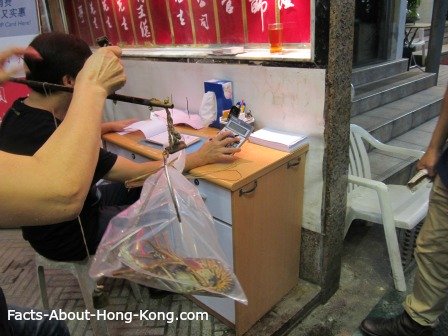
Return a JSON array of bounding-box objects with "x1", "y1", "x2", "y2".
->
[{"x1": 62, "y1": 0, "x2": 312, "y2": 61}]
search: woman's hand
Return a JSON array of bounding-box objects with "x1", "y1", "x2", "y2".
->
[
  {"x1": 75, "y1": 46, "x2": 126, "y2": 95},
  {"x1": 185, "y1": 130, "x2": 241, "y2": 171},
  {"x1": 101, "y1": 118, "x2": 137, "y2": 134},
  {"x1": 0, "y1": 47, "x2": 41, "y2": 83}
]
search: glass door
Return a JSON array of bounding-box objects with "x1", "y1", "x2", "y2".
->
[{"x1": 353, "y1": 0, "x2": 393, "y2": 66}]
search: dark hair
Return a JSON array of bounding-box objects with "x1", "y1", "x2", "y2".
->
[{"x1": 24, "y1": 32, "x2": 92, "y2": 93}]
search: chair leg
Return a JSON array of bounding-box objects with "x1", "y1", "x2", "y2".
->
[
  {"x1": 36, "y1": 265, "x2": 50, "y2": 310},
  {"x1": 382, "y1": 219, "x2": 407, "y2": 292},
  {"x1": 130, "y1": 282, "x2": 143, "y2": 302},
  {"x1": 73, "y1": 265, "x2": 109, "y2": 336}
]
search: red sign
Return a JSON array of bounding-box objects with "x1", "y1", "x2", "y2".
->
[
  {"x1": 147, "y1": 0, "x2": 172, "y2": 45},
  {"x1": 170, "y1": 0, "x2": 194, "y2": 44},
  {"x1": 71, "y1": 0, "x2": 94, "y2": 45},
  {"x1": 110, "y1": 0, "x2": 136, "y2": 45},
  {"x1": 191, "y1": 0, "x2": 217, "y2": 44},
  {"x1": 85, "y1": 0, "x2": 106, "y2": 42},
  {"x1": 246, "y1": 0, "x2": 276, "y2": 43},
  {"x1": 280, "y1": 0, "x2": 311, "y2": 43},
  {"x1": 64, "y1": 0, "x2": 311, "y2": 47},
  {"x1": 217, "y1": 0, "x2": 244, "y2": 44},
  {"x1": 129, "y1": 0, "x2": 154, "y2": 45},
  {"x1": 95, "y1": 0, "x2": 121, "y2": 45}
]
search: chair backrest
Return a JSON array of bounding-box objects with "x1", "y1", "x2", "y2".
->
[{"x1": 348, "y1": 124, "x2": 374, "y2": 191}]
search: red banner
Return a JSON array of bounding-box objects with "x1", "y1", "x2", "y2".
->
[
  {"x1": 94, "y1": 0, "x2": 121, "y2": 45},
  {"x1": 110, "y1": 0, "x2": 136, "y2": 45},
  {"x1": 84, "y1": 0, "x2": 106, "y2": 42},
  {"x1": 71, "y1": 0, "x2": 94, "y2": 45},
  {"x1": 169, "y1": 0, "x2": 194, "y2": 44},
  {"x1": 280, "y1": 0, "x2": 311, "y2": 43},
  {"x1": 217, "y1": 0, "x2": 244, "y2": 44},
  {"x1": 64, "y1": 0, "x2": 311, "y2": 47},
  {"x1": 245, "y1": 0, "x2": 276, "y2": 43},
  {"x1": 148, "y1": 0, "x2": 172, "y2": 45},
  {"x1": 129, "y1": 0, "x2": 154, "y2": 45},
  {"x1": 191, "y1": 0, "x2": 217, "y2": 44}
]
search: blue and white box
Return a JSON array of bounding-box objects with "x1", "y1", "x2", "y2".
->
[{"x1": 204, "y1": 79, "x2": 233, "y2": 128}]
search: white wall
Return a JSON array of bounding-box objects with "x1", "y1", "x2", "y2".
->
[
  {"x1": 418, "y1": 1, "x2": 433, "y2": 23},
  {"x1": 106, "y1": 60, "x2": 326, "y2": 233}
]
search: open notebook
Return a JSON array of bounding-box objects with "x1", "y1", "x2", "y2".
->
[
  {"x1": 145, "y1": 131, "x2": 201, "y2": 147},
  {"x1": 120, "y1": 116, "x2": 201, "y2": 148}
]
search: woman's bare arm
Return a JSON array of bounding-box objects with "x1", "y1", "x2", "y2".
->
[{"x1": 0, "y1": 46, "x2": 126, "y2": 227}]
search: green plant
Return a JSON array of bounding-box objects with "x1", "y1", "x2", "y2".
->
[
  {"x1": 407, "y1": 0, "x2": 421, "y2": 9},
  {"x1": 406, "y1": 0, "x2": 421, "y2": 23}
]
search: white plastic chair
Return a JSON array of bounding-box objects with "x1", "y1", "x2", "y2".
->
[
  {"x1": 36, "y1": 253, "x2": 143, "y2": 336},
  {"x1": 346, "y1": 124, "x2": 432, "y2": 291}
]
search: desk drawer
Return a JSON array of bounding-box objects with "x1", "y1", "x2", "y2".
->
[
  {"x1": 193, "y1": 218, "x2": 234, "y2": 323},
  {"x1": 105, "y1": 142, "x2": 147, "y2": 163},
  {"x1": 191, "y1": 178, "x2": 232, "y2": 224}
]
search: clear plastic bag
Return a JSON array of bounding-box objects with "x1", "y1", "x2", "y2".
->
[{"x1": 89, "y1": 156, "x2": 247, "y2": 304}]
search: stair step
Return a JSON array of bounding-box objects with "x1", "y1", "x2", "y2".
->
[
  {"x1": 351, "y1": 85, "x2": 445, "y2": 144},
  {"x1": 351, "y1": 72, "x2": 436, "y2": 116},
  {"x1": 368, "y1": 117, "x2": 438, "y2": 184},
  {"x1": 351, "y1": 59, "x2": 409, "y2": 86}
]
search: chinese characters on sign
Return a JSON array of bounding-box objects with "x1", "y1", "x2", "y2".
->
[
  {"x1": 170, "y1": 0, "x2": 193, "y2": 44},
  {"x1": 64, "y1": 0, "x2": 310, "y2": 46},
  {"x1": 0, "y1": 0, "x2": 39, "y2": 38},
  {"x1": 192, "y1": 0, "x2": 217, "y2": 43},
  {"x1": 111, "y1": 0, "x2": 135, "y2": 45},
  {"x1": 134, "y1": 0, "x2": 152, "y2": 44}
]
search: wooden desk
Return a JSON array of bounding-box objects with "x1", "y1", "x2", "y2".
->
[{"x1": 103, "y1": 127, "x2": 308, "y2": 335}]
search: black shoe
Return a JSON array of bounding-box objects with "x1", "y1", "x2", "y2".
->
[{"x1": 360, "y1": 311, "x2": 433, "y2": 336}]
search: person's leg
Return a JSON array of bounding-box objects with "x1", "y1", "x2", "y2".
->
[
  {"x1": 7, "y1": 305, "x2": 69, "y2": 336},
  {"x1": 94, "y1": 182, "x2": 142, "y2": 245},
  {"x1": 404, "y1": 175, "x2": 448, "y2": 326},
  {"x1": 360, "y1": 176, "x2": 448, "y2": 336}
]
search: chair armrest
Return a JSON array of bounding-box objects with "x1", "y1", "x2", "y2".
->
[
  {"x1": 351, "y1": 124, "x2": 424, "y2": 159},
  {"x1": 347, "y1": 175, "x2": 394, "y2": 221},
  {"x1": 348, "y1": 174, "x2": 388, "y2": 193},
  {"x1": 374, "y1": 143, "x2": 424, "y2": 159}
]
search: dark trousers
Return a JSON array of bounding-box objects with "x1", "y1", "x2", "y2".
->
[{"x1": 93, "y1": 182, "x2": 141, "y2": 249}]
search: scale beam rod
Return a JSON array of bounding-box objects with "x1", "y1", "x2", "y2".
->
[{"x1": 8, "y1": 77, "x2": 174, "y2": 109}]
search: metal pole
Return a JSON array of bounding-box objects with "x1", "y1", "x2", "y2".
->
[
  {"x1": 8, "y1": 77, "x2": 174, "y2": 109},
  {"x1": 425, "y1": 0, "x2": 448, "y2": 80}
]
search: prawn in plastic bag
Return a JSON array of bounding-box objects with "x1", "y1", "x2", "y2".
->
[{"x1": 89, "y1": 151, "x2": 247, "y2": 304}]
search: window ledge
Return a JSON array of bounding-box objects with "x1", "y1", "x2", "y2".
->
[{"x1": 120, "y1": 47, "x2": 312, "y2": 62}]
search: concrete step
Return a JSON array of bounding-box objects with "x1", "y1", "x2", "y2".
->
[
  {"x1": 351, "y1": 59, "x2": 409, "y2": 86},
  {"x1": 351, "y1": 71, "x2": 437, "y2": 116},
  {"x1": 350, "y1": 85, "x2": 445, "y2": 144}
]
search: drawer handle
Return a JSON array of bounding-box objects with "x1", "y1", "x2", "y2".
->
[
  {"x1": 287, "y1": 157, "x2": 301, "y2": 169},
  {"x1": 239, "y1": 180, "x2": 257, "y2": 197},
  {"x1": 131, "y1": 153, "x2": 136, "y2": 160}
]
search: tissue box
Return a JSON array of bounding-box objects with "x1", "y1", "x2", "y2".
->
[{"x1": 204, "y1": 79, "x2": 233, "y2": 128}]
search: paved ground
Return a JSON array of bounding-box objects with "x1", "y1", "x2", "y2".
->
[
  {"x1": 0, "y1": 229, "x2": 235, "y2": 336},
  {"x1": 285, "y1": 64, "x2": 448, "y2": 336}
]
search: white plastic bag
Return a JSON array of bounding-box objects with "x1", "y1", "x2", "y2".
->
[{"x1": 90, "y1": 159, "x2": 247, "y2": 304}]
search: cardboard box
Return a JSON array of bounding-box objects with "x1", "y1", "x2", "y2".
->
[{"x1": 204, "y1": 79, "x2": 233, "y2": 128}]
